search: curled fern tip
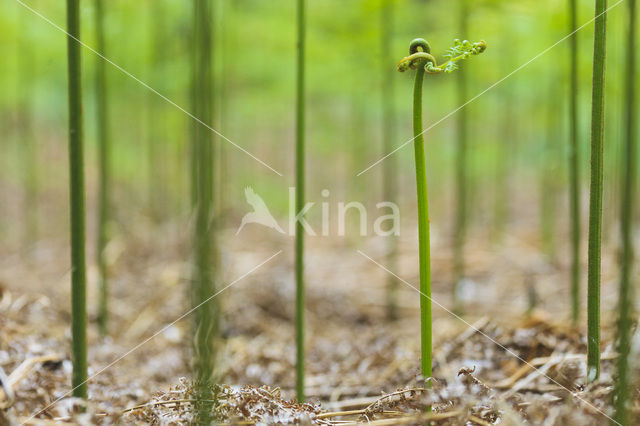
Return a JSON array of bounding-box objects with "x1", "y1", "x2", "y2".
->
[{"x1": 398, "y1": 38, "x2": 487, "y2": 75}]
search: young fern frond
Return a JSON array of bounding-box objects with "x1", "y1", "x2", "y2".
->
[
  {"x1": 397, "y1": 39, "x2": 486, "y2": 75},
  {"x1": 397, "y1": 37, "x2": 486, "y2": 389}
]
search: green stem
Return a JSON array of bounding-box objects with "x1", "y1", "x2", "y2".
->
[
  {"x1": 540, "y1": 84, "x2": 559, "y2": 262},
  {"x1": 587, "y1": 0, "x2": 607, "y2": 383},
  {"x1": 192, "y1": 0, "x2": 216, "y2": 421},
  {"x1": 295, "y1": 0, "x2": 306, "y2": 402},
  {"x1": 453, "y1": 0, "x2": 468, "y2": 313},
  {"x1": 94, "y1": 0, "x2": 110, "y2": 337},
  {"x1": 413, "y1": 65, "x2": 432, "y2": 382},
  {"x1": 568, "y1": 0, "x2": 580, "y2": 325},
  {"x1": 66, "y1": 0, "x2": 87, "y2": 400},
  {"x1": 381, "y1": 0, "x2": 398, "y2": 321},
  {"x1": 147, "y1": 0, "x2": 165, "y2": 222},
  {"x1": 493, "y1": 65, "x2": 513, "y2": 243},
  {"x1": 17, "y1": 11, "x2": 38, "y2": 245},
  {"x1": 215, "y1": 0, "x2": 227, "y2": 224},
  {"x1": 614, "y1": 0, "x2": 635, "y2": 422}
]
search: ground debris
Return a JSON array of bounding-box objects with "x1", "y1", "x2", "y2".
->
[
  {"x1": 1, "y1": 229, "x2": 638, "y2": 424},
  {"x1": 123, "y1": 378, "x2": 322, "y2": 425}
]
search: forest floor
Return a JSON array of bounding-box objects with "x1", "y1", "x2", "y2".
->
[{"x1": 0, "y1": 213, "x2": 637, "y2": 425}]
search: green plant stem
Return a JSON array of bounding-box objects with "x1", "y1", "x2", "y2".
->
[
  {"x1": 568, "y1": 0, "x2": 580, "y2": 326},
  {"x1": 540, "y1": 84, "x2": 559, "y2": 262},
  {"x1": 94, "y1": 0, "x2": 110, "y2": 337},
  {"x1": 17, "y1": 12, "x2": 38, "y2": 245},
  {"x1": 614, "y1": 0, "x2": 636, "y2": 422},
  {"x1": 295, "y1": 0, "x2": 306, "y2": 403},
  {"x1": 66, "y1": 0, "x2": 87, "y2": 400},
  {"x1": 192, "y1": 0, "x2": 216, "y2": 421},
  {"x1": 147, "y1": 0, "x2": 165, "y2": 222},
  {"x1": 587, "y1": 0, "x2": 607, "y2": 383},
  {"x1": 215, "y1": 0, "x2": 228, "y2": 224},
  {"x1": 380, "y1": 0, "x2": 398, "y2": 321},
  {"x1": 492, "y1": 37, "x2": 516, "y2": 245},
  {"x1": 493, "y1": 77, "x2": 513, "y2": 243},
  {"x1": 413, "y1": 65, "x2": 432, "y2": 382},
  {"x1": 453, "y1": 0, "x2": 468, "y2": 313}
]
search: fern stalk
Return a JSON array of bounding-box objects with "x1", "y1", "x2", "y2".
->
[
  {"x1": 147, "y1": 0, "x2": 165, "y2": 222},
  {"x1": 568, "y1": 0, "x2": 581, "y2": 325},
  {"x1": 295, "y1": 0, "x2": 306, "y2": 402},
  {"x1": 192, "y1": 0, "x2": 217, "y2": 421},
  {"x1": 540, "y1": 84, "x2": 559, "y2": 262},
  {"x1": 412, "y1": 61, "x2": 433, "y2": 381},
  {"x1": 17, "y1": 11, "x2": 38, "y2": 245},
  {"x1": 66, "y1": 0, "x2": 87, "y2": 399},
  {"x1": 453, "y1": 0, "x2": 469, "y2": 313},
  {"x1": 614, "y1": 0, "x2": 636, "y2": 421},
  {"x1": 586, "y1": 0, "x2": 607, "y2": 382},
  {"x1": 380, "y1": 0, "x2": 399, "y2": 321},
  {"x1": 94, "y1": 0, "x2": 110, "y2": 337},
  {"x1": 398, "y1": 37, "x2": 486, "y2": 386}
]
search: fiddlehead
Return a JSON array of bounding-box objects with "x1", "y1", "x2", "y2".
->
[
  {"x1": 397, "y1": 38, "x2": 487, "y2": 74},
  {"x1": 410, "y1": 38, "x2": 431, "y2": 54}
]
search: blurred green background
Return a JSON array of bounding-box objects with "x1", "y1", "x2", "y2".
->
[{"x1": 0, "y1": 0, "x2": 637, "y2": 250}]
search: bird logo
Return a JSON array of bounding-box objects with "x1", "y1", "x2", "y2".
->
[{"x1": 236, "y1": 187, "x2": 285, "y2": 235}]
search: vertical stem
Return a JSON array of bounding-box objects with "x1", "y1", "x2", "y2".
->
[
  {"x1": 413, "y1": 65, "x2": 432, "y2": 382},
  {"x1": 17, "y1": 11, "x2": 38, "y2": 245},
  {"x1": 295, "y1": 0, "x2": 306, "y2": 403},
  {"x1": 493, "y1": 89, "x2": 512, "y2": 242},
  {"x1": 95, "y1": 0, "x2": 110, "y2": 337},
  {"x1": 192, "y1": 0, "x2": 216, "y2": 421},
  {"x1": 66, "y1": 0, "x2": 87, "y2": 399},
  {"x1": 587, "y1": 0, "x2": 607, "y2": 382},
  {"x1": 540, "y1": 84, "x2": 559, "y2": 262},
  {"x1": 147, "y1": 0, "x2": 165, "y2": 222},
  {"x1": 453, "y1": 0, "x2": 468, "y2": 313},
  {"x1": 614, "y1": 0, "x2": 636, "y2": 422},
  {"x1": 568, "y1": 0, "x2": 580, "y2": 325},
  {"x1": 380, "y1": 0, "x2": 398, "y2": 321},
  {"x1": 189, "y1": 8, "x2": 198, "y2": 210},
  {"x1": 215, "y1": 0, "x2": 227, "y2": 224}
]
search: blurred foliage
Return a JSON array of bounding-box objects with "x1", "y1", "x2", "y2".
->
[{"x1": 0, "y1": 0, "x2": 637, "y2": 240}]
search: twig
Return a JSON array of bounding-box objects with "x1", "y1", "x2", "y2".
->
[
  {"x1": 7, "y1": 354, "x2": 61, "y2": 386},
  {"x1": 316, "y1": 409, "x2": 401, "y2": 420},
  {"x1": 324, "y1": 395, "x2": 382, "y2": 411},
  {"x1": 492, "y1": 352, "x2": 616, "y2": 389},
  {"x1": 0, "y1": 365, "x2": 14, "y2": 409},
  {"x1": 122, "y1": 398, "x2": 216, "y2": 413},
  {"x1": 0, "y1": 353, "x2": 61, "y2": 406},
  {"x1": 468, "y1": 414, "x2": 492, "y2": 426},
  {"x1": 339, "y1": 410, "x2": 461, "y2": 425},
  {"x1": 364, "y1": 387, "x2": 427, "y2": 412}
]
